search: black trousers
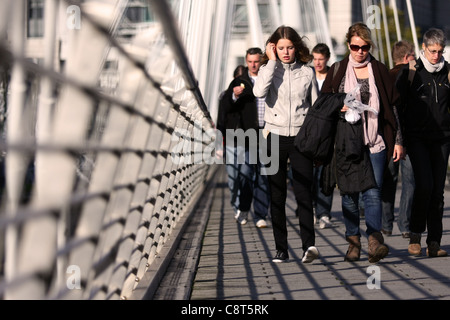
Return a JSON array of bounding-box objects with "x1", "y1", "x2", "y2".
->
[
  {"x1": 267, "y1": 134, "x2": 315, "y2": 254},
  {"x1": 407, "y1": 136, "x2": 450, "y2": 245}
]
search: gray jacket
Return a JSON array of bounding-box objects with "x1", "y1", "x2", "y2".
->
[{"x1": 253, "y1": 59, "x2": 318, "y2": 136}]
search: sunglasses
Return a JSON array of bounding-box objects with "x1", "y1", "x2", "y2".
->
[{"x1": 350, "y1": 44, "x2": 371, "y2": 52}]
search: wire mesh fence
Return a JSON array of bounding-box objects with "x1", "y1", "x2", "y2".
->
[{"x1": 0, "y1": 0, "x2": 217, "y2": 300}]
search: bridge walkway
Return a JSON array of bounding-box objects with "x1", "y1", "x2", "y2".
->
[{"x1": 152, "y1": 166, "x2": 450, "y2": 301}]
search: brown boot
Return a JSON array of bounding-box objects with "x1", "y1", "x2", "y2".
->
[
  {"x1": 368, "y1": 232, "x2": 389, "y2": 263},
  {"x1": 345, "y1": 235, "x2": 361, "y2": 262},
  {"x1": 408, "y1": 233, "x2": 422, "y2": 256},
  {"x1": 426, "y1": 241, "x2": 448, "y2": 257}
]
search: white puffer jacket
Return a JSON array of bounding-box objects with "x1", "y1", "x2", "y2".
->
[{"x1": 253, "y1": 59, "x2": 318, "y2": 137}]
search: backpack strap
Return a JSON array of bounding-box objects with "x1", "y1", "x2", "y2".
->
[
  {"x1": 331, "y1": 61, "x2": 340, "y2": 93},
  {"x1": 445, "y1": 61, "x2": 450, "y2": 83},
  {"x1": 333, "y1": 61, "x2": 340, "y2": 79},
  {"x1": 408, "y1": 60, "x2": 417, "y2": 85}
]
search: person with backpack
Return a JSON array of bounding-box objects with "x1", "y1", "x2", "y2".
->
[
  {"x1": 397, "y1": 28, "x2": 450, "y2": 257},
  {"x1": 321, "y1": 23, "x2": 403, "y2": 263}
]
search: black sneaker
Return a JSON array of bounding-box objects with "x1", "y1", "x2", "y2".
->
[{"x1": 272, "y1": 251, "x2": 289, "y2": 263}]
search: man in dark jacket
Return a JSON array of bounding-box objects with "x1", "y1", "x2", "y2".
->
[
  {"x1": 218, "y1": 48, "x2": 270, "y2": 228},
  {"x1": 381, "y1": 40, "x2": 415, "y2": 239}
]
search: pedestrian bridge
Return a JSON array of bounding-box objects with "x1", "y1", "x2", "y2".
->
[
  {"x1": 0, "y1": 0, "x2": 447, "y2": 301},
  {"x1": 153, "y1": 166, "x2": 450, "y2": 301}
]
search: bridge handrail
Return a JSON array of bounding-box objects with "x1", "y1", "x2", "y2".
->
[{"x1": 0, "y1": 0, "x2": 217, "y2": 300}]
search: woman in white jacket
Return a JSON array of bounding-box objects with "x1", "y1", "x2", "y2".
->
[{"x1": 253, "y1": 26, "x2": 319, "y2": 263}]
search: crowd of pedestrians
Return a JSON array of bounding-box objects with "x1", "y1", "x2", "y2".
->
[{"x1": 217, "y1": 22, "x2": 449, "y2": 264}]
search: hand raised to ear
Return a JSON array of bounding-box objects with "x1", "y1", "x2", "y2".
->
[{"x1": 266, "y1": 42, "x2": 277, "y2": 61}]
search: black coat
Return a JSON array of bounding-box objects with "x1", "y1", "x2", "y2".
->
[
  {"x1": 216, "y1": 69, "x2": 259, "y2": 140},
  {"x1": 319, "y1": 55, "x2": 397, "y2": 195},
  {"x1": 332, "y1": 117, "x2": 377, "y2": 195},
  {"x1": 295, "y1": 92, "x2": 346, "y2": 164},
  {"x1": 295, "y1": 90, "x2": 377, "y2": 195},
  {"x1": 397, "y1": 58, "x2": 450, "y2": 141}
]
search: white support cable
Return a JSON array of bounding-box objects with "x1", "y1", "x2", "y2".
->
[
  {"x1": 315, "y1": 0, "x2": 337, "y2": 64},
  {"x1": 377, "y1": 28, "x2": 385, "y2": 64},
  {"x1": 0, "y1": 0, "x2": 13, "y2": 38},
  {"x1": 390, "y1": 0, "x2": 402, "y2": 41},
  {"x1": 361, "y1": 0, "x2": 381, "y2": 61},
  {"x1": 380, "y1": 0, "x2": 393, "y2": 68},
  {"x1": 206, "y1": 0, "x2": 235, "y2": 124},
  {"x1": 4, "y1": 0, "x2": 28, "y2": 295},
  {"x1": 406, "y1": 0, "x2": 420, "y2": 56},
  {"x1": 149, "y1": 0, "x2": 213, "y2": 125},
  {"x1": 269, "y1": 0, "x2": 281, "y2": 28},
  {"x1": 36, "y1": 0, "x2": 62, "y2": 298},
  {"x1": 184, "y1": 0, "x2": 203, "y2": 87},
  {"x1": 196, "y1": 0, "x2": 215, "y2": 96},
  {"x1": 246, "y1": 0, "x2": 265, "y2": 48},
  {"x1": 280, "y1": 0, "x2": 302, "y2": 33}
]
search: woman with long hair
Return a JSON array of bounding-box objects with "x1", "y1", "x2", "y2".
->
[{"x1": 253, "y1": 26, "x2": 319, "y2": 263}]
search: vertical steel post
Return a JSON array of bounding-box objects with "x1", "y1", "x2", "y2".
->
[
  {"x1": 390, "y1": 0, "x2": 402, "y2": 41},
  {"x1": 206, "y1": 0, "x2": 235, "y2": 124},
  {"x1": 380, "y1": 0, "x2": 393, "y2": 68},
  {"x1": 281, "y1": 0, "x2": 302, "y2": 33},
  {"x1": 246, "y1": 0, "x2": 264, "y2": 48},
  {"x1": 406, "y1": 0, "x2": 420, "y2": 56},
  {"x1": 4, "y1": 0, "x2": 27, "y2": 292},
  {"x1": 269, "y1": 0, "x2": 281, "y2": 28},
  {"x1": 315, "y1": 0, "x2": 337, "y2": 64}
]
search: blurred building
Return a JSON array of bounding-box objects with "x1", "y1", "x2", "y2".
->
[
  {"x1": 20, "y1": 0, "x2": 450, "y2": 96},
  {"x1": 226, "y1": 0, "x2": 450, "y2": 84},
  {"x1": 327, "y1": 0, "x2": 450, "y2": 49},
  {"x1": 23, "y1": 0, "x2": 155, "y2": 89}
]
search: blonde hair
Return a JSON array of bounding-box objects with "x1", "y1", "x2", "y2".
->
[{"x1": 346, "y1": 22, "x2": 375, "y2": 49}]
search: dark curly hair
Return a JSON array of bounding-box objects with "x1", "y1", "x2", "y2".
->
[{"x1": 262, "y1": 26, "x2": 312, "y2": 65}]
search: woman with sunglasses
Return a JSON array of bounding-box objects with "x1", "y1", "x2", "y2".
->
[
  {"x1": 321, "y1": 22, "x2": 403, "y2": 263},
  {"x1": 397, "y1": 28, "x2": 450, "y2": 258}
]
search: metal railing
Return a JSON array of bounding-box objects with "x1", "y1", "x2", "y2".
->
[{"x1": 0, "y1": 0, "x2": 217, "y2": 299}]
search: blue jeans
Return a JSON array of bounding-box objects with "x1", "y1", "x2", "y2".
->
[
  {"x1": 342, "y1": 149, "x2": 386, "y2": 237},
  {"x1": 225, "y1": 145, "x2": 270, "y2": 220},
  {"x1": 313, "y1": 166, "x2": 333, "y2": 219},
  {"x1": 381, "y1": 155, "x2": 414, "y2": 233}
]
